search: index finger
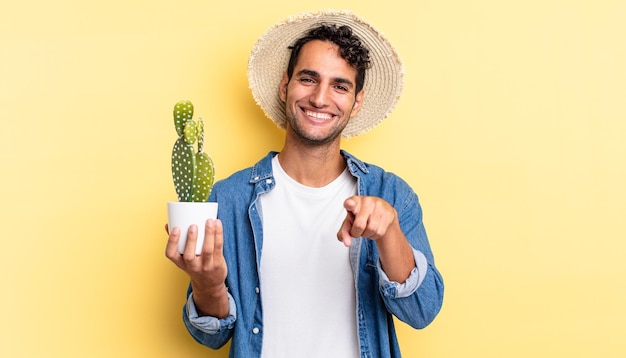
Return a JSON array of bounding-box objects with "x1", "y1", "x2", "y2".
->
[
  {"x1": 165, "y1": 226, "x2": 182, "y2": 261},
  {"x1": 343, "y1": 196, "x2": 359, "y2": 213}
]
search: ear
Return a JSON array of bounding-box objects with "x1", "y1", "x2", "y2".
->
[
  {"x1": 279, "y1": 72, "x2": 289, "y2": 102},
  {"x1": 350, "y1": 90, "x2": 365, "y2": 118}
]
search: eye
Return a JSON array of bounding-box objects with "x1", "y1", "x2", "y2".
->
[{"x1": 299, "y1": 77, "x2": 315, "y2": 84}]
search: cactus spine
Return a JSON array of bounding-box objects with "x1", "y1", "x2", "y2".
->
[{"x1": 171, "y1": 100, "x2": 215, "y2": 202}]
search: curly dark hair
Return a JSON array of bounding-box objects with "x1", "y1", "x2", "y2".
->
[{"x1": 287, "y1": 24, "x2": 371, "y2": 93}]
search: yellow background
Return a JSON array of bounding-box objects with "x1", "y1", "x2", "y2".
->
[{"x1": 2, "y1": 0, "x2": 625, "y2": 357}]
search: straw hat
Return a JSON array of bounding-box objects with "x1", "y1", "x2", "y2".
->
[{"x1": 247, "y1": 9, "x2": 404, "y2": 138}]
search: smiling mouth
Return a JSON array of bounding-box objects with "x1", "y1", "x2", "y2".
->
[{"x1": 304, "y1": 110, "x2": 333, "y2": 121}]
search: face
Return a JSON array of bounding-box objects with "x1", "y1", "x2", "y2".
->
[{"x1": 279, "y1": 40, "x2": 364, "y2": 146}]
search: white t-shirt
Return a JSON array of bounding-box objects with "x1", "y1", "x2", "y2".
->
[{"x1": 258, "y1": 155, "x2": 359, "y2": 358}]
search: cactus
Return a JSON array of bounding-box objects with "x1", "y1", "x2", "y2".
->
[{"x1": 171, "y1": 100, "x2": 215, "y2": 202}]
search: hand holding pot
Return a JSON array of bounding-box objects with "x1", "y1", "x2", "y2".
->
[{"x1": 165, "y1": 219, "x2": 230, "y2": 318}]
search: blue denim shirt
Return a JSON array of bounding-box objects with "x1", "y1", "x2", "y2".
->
[{"x1": 182, "y1": 150, "x2": 444, "y2": 357}]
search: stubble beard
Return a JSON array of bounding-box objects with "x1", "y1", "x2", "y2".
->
[{"x1": 287, "y1": 114, "x2": 347, "y2": 147}]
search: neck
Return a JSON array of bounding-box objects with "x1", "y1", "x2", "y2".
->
[{"x1": 278, "y1": 139, "x2": 346, "y2": 188}]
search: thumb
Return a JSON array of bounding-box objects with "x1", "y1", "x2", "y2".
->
[{"x1": 337, "y1": 209, "x2": 355, "y2": 247}]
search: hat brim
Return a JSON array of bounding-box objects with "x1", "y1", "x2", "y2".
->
[{"x1": 247, "y1": 9, "x2": 404, "y2": 138}]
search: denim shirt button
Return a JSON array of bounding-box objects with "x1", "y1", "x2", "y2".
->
[
  {"x1": 255, "y1": 287, "x2": 260, "y2": 294},
  {"x1": 252, "y1": 327, "x2": 260, "y2": 334},
  {"x1": 266, "y1": 178, "x2": 272, "y2": 184}
]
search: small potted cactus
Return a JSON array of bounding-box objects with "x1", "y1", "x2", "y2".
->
[{"x1": 167, "y1": 100, "x2": 218, "y2": 255}]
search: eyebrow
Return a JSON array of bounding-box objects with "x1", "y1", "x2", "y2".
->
[{"x1": 296, "y1": 69, "x2": 355, "y2": 89}]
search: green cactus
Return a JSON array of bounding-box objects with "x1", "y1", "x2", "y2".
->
[{"x1": 171, "y1": 100, "x2": 215, "y2": 202}]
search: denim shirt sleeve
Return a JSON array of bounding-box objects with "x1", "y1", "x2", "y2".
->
[
  {"x1": 377, "y1": 248, "x2": 428, "y2": 298},
  {"x1": 185, "y1": 291, "x2": 237, "y2": 334},
  {"x1": 346, "y1": 152, "x2": 444, "y2": 329}
]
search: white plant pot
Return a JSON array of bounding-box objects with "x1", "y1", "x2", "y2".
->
[{"x1": 167, "y1": 201, "x2": 218, "y2": 255}]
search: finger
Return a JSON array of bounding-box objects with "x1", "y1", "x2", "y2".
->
[
  {"x1": 182, "y1": 225, "x2": 199, "y2": 262},
  {"x1": 202, "y1": 219, "x2": 215, "y2": 251},
  {"x1": 340, "y1": 233, "x2": 352, "y2": 247},
  {"x1": 201, "y1": 220, "x2": 217, "y2": 268},
  {"x1": 164, "y1": 223, "x2": 170, "y2": 234},
  {"x1": 201, "y1": 219, "x2": 225, "y2": 264},
  {"x1": 213, "y1": 219, "x2": 224, "y2": 258},
  {"x1": 363, "y1": 220, "x2": 381, "y2": 240},
  {"x1": 165, "y1": 226, "x2": 183, "y2": 264},
  {"x1": 367, "y1": 200, "x2": 396, "y2": 239},
  {"x1": 337, "y1": 212, "x2": 355, "y2": 247},
  {"x1": 349, "y1": 210, "x2": 370, "y2": 239},
  {"x1": 343, "y1": 197, "x2": 358, "y2": 213},
  {"x1": 343, "y1": 197, "x2": 369, "y2": 238}
]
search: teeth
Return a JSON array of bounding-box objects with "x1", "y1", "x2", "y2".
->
[{"x1": 305, "y1": 110, "x2": 332, "y2": 120}]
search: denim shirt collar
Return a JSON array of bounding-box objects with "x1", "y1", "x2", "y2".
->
[
  {"x1": 248, "y1": 151, "x2": 277, "y2": 184},
  {"x1": 248, "y1": 150, "x2": 369, "y2": 185}
]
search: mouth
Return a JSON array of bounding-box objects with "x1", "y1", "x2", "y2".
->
[{"x1": 304, "y1": 109, "x2": 334, "y2": 121}]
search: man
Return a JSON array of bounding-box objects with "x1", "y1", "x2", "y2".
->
[{"x1": 166, "y1": 9, "x2": 444, "y2": 358}]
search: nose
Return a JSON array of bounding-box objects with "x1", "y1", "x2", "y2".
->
[{"x1": 309, "y1": 84, "x2": 329, "y2": 108}]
